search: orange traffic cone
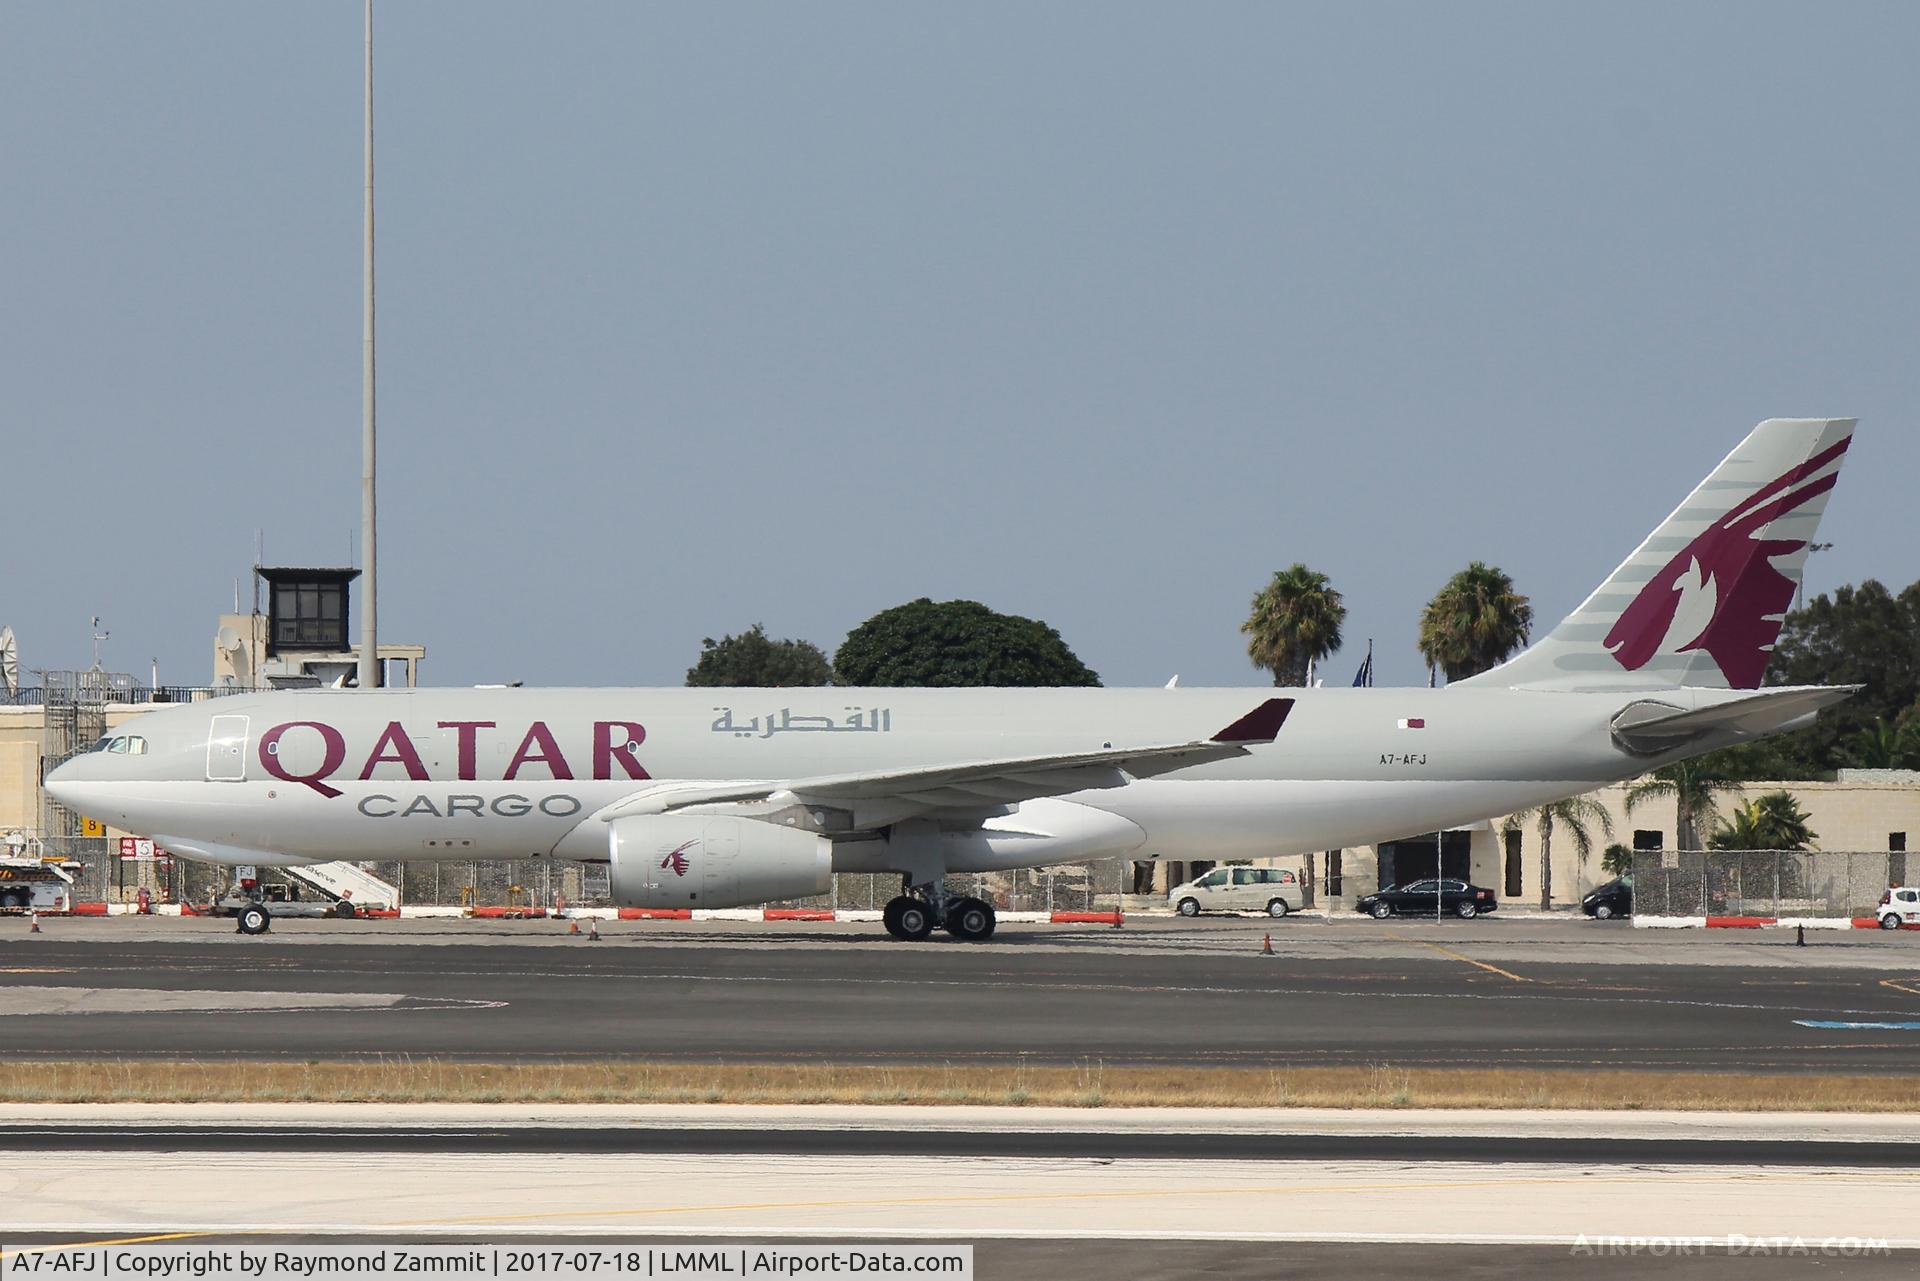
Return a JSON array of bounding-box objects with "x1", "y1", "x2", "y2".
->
[
  {"x1": 28, "y1": 912, "x2": 41, "y2": 934},
  {"x1": 587, "y1": 919, "x2": 600, "y2": 941},
  {"x1": 1260, "y1": 933, "x2": 1273, "y2": 956},
  {"x1": 568, "y1": 920, "x2": 581, "y2": 936}
]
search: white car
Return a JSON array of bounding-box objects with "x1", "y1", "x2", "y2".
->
[
  {"x1": 1877, "y1": 886, "x2": 1920, "y2": 929},
  {"x1": 1170, "y1": 866, "x2": 1304, "y2": 918}
]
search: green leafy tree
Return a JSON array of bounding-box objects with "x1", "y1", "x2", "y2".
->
[
  {"x1": 1759, "y1": 579, "x2": 1920, "y2": 774},
  {"x1": 1602, "y1": 843, "x2": 1634, "y2": 877},
  {"x1": 1417, "y1": 561, "x2": 1533, "y2": 684},
  {"x1": 1241, "y1": 564, "x2": 1346, "y2": 687},
  {"x1": 833, "y1": 599, "x2": 1100, "y2": 687},
  {"x1": 1710, "y1": 792, "x2": 1818, "y2": 851},
  {"x1": 686, "y1": 624, "x2": 835, "y2": 687},
  {"x1": 1503, "y1": 795, "x2": 1612, "y2": 910},
  {"x1": 1624, "y1": 757, "x2": 1747, "y2": 852}
]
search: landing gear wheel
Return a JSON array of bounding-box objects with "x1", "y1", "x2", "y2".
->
[
  {"x1": 944, "y1": 897, "x2": 996, "y2": 941},
  {"x1": 236, "y1": 904, "x2": 271, "y2": 936},
  {"x1": 882, "y1": 896, "x2": 911, "y2": 938},
  {"x1": 333, "y1": 900, "x2": 357, "y2": 919},
  {"x1": 1370, "y1": 902, "x2": 1393, "y2": 920},
  {"x1": 1266, "y1": 898, "x2": 1290, "y2": 918},
  {"x1": 893, "y1": 899, "x2": 935, "y2": 941},
  {"x1": 1453, "y1": 900, "x2": 1478, "y2": 919},
  {"x1": 1176, "y1": 897, "x2": 1201, "y2": 918}
]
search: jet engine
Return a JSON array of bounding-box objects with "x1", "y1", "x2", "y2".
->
[{"x1": 607, "y1": 814, "x2": 832, "y2": 909}]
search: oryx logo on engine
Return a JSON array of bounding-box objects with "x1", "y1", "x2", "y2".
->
[{"x1": 660, "y1": 841, "x2": 696, "y2": 877}]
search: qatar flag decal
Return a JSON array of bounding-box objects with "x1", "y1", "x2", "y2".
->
[{"x1": 1397, "y1": 718, "x2": 1426, "y2": 730}]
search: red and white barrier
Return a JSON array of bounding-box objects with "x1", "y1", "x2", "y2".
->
[
  {"x1": 1637, "y1": 914, "x2": 1920, "y2": 931},
  {"x1": 34, "y1": 902, "x2": 1127, "y2": 926}
]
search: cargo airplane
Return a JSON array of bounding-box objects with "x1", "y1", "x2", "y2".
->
[{"x1": 49, "y1": 417, "x2": 1858, "y2": 939}]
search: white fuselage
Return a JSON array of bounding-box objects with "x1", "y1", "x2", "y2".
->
[{"x1": 44, "y1": 684, "x2": 1763, "y2": 873}]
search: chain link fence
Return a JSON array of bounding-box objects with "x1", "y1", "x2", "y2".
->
[
  {"x1": 29, "y1": 837, "x2": 1128, "y2": 914},
  {"x1": 1632, "y1": 849, "x2": 1909, "y2": 918}
]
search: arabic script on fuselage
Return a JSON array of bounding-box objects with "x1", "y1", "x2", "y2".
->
[{"x1": 710, "y1": 707, "x2": 893, "y2": 739}]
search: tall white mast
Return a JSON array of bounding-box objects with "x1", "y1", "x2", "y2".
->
[{"x1": 357, "y1": 0, "x2": 380, "y2": 690}]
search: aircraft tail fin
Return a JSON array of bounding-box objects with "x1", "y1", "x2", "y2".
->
[{"x1": 1459, "y1": 417, "x2": 1856, "y2": 691}]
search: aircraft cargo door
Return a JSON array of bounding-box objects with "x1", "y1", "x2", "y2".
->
[{"x1": 206, "y1": 715, "x2": 249, "y2": 782}]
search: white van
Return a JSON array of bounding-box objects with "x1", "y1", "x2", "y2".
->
[
  {"x1": 1170, "y1": 866, "x2": 1304, "y2": 918},
  {"x1": 1877, "y1": 886, "x2": 1920, "y2": 929}
]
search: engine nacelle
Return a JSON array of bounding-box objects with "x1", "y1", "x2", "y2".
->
[{"x1": 607, "y1": 814, "x2": 832, "y2": 909}]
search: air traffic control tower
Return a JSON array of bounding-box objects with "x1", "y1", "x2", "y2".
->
[{"x1": 213, "y1": 566, "x2": 423, "y2": 690}]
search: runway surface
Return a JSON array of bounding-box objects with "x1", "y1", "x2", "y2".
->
[
  {"x1": 5, "y1": 1238, "x2": 1914, "y2": 1281},
  {"x1": 3, "y1": 1146, "x2": 1915, "y2": 1247},
  {"x1": 4, "y1": 1121, "x2": 1920, "y2": 1166},
  {"x1": 3, "y1": 917, "x2": 1919, "y2": 1070}
]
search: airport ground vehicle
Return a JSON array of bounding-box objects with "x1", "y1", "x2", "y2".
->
[
  {"x1": 1878, "y1": 886, "x2": 1920, "y2": 929},
  {"x1": 0, "y1": 858, "x2": 76, "y2": 913},
  {"x1": 1583, "y1": 875, "x2": 1633, "y2": 919},
  {"x1": 1170, "y1": 866, "x2": 1304, "y2": 917},
  {"x1": 1357, "y1": 879, "x2": 1498, "y2": 919},
  {"x1": 205, "y1": 872, "x2": 385, "y2": 934}
]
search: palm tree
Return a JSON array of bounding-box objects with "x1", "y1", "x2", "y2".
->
[
  {"x1": 1711, "y1": 792, "x2": 1818, "y2": 850},
  {"x1": 1417, "y1": 562, "x2": 1533, "y2": 683},
  {"x1": 1243, "y1": 564, "x2": 1346, "y2": 688},
  {"x1": 1849, "y1": 718, "x2": 1920, "y2": 770},
  {"x1": 1624, "y1": 757, "x2": 1746, "y2": 852},
  {"x1": 1503, "y1": 795, "x2": 1613, "y2": 911}
]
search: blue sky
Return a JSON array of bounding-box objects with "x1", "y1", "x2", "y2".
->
[{"x1": 5, "y1": 3, "x2": 1915, "y2": 689}]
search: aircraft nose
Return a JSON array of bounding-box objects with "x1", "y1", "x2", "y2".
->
[{"x1": 43, "y1": 754, "x2": 105, "y2": 813}]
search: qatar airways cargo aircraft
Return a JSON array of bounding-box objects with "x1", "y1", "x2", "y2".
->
[{"x1": 49, "y1": 417, "x2": 1858, "y2": 940}]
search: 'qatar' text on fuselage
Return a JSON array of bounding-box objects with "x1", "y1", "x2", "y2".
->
[{"x1": 258, "y1": 720, "x2": 649, "y2": 797}]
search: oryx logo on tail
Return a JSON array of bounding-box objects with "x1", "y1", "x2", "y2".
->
[{"x1": 1604, "y1": 436, "x2": 1850, "y2": 688}]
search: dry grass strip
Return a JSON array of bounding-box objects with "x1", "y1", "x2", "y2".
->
[{"x1": 1, "y1": 1060, "x2": 1918, "y2": 1111}]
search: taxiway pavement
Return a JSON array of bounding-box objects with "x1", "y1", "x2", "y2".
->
[{"x1": 1, "y1": 916, "x2": 1918, "y2": 1071}]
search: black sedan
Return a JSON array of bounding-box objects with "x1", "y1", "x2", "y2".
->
[{"x1": 1356, "y1": 879, "x2": 1498, "y2": 919}]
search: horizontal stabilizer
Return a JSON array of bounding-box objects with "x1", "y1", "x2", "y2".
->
[{"x1": 1610, "y1": 686, "x2": 1858, "y2": 754}]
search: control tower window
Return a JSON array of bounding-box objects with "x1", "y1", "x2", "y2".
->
[{"x1": 270, "y1": 580, "x2": 348, "y2": 652}]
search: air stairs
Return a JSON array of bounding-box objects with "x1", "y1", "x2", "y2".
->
[{"x1": 284, "y1": 861, "x2": 399, "y2": 909}]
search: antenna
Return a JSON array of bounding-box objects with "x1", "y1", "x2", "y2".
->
[
  {"x1": 89, "y1": 617, "x2": 109, "y2": 671},
  {"x1": 357, "y1": 0, "x2": 381, "y2": 692}
]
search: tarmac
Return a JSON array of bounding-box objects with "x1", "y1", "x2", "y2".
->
[
  {"x1": 4, "y1": 918, "x2": 1920, "y2": 1275},
  {"x1": 2, "y1": 914, "x2": 1918, "y2": 1070}
]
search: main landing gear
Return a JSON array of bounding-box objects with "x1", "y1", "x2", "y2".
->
[{"x1": 883, "y1": 884, "x2": 996, "y2": 942}]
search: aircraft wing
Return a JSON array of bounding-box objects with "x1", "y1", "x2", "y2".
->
[{"x1": 597, "y1": 697, "x2": 1292, "y2": 829}]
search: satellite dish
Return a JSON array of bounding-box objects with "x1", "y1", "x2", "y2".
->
[
  {"x1": 216, "y1": 625, "x2": 251, "y2": 685},
  {"x1": 0, "y1": 627, "x2": 16, "y2": 697}
]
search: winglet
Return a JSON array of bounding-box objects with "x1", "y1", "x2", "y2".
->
[{"x1": 1212, "y1": 697, "x2": 1293, "y2": 743}]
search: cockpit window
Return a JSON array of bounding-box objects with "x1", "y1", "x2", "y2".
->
[
  {"x1": 107, "y1": 737, "x2": 128, "y2": 754},
  {"x1": 125, "y1": 736, "x2": 148, "y2": 755},
  {"x1": 89, "y1": 737, "x2": 113, "y2": 753}
]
